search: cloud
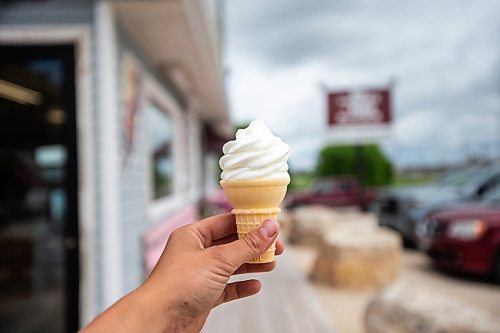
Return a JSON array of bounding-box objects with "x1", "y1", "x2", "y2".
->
[
  {"x1": 383, "y1": 108, "x2": 500, "y2": 167},
  {"x1": 226, "y1": 60, "x2": 328, "y2": 171},
  {"x1": 225, "y1": 0, "x2": 500, "y2": 170}
]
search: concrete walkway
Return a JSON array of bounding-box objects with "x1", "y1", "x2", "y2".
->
[{"x1": 202, "y1": 245, "x2": 336, "y2": 333}]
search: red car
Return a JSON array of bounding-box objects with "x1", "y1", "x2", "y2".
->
[
  {"x1": 416, "y1": 185, "x2": 500, "y2": 280},
  {"x1": 285, "y1": 177, "x2": 376, "y2": 210}
]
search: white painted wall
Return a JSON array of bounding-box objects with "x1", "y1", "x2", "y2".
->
[{"x1": 95, "y1": 1, "x2": 123, "y2": 309}]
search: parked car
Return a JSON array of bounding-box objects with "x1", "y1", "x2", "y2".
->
[
  {"x1": 285, "y1": 176, "x2": 376, "y2": 210},
  {"x1": 415, "y1": 184, "x2": 500, "y2": 280},
  {"x1": 375, "y1": 164, "x2": 500, "y2": 244}
]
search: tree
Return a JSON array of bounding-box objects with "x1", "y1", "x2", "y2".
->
[{"x1": 316, "y1": 144, "x2": 393, "y2": 187}]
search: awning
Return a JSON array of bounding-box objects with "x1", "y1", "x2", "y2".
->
[{"x1": 113, "y1": 0, "x2": 232, "y2": 138}]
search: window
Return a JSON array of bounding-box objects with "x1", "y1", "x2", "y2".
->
[
  {"x1": 179, "y1": 114, "x2": 190, "y2": 192},
  {"x1": 147, "y1": 102, "x2": 173, "y2": 199}
]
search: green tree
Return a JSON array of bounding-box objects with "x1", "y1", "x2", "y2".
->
[{"x1": 316, "y1": 144, "x2": 393, "y2": 187}]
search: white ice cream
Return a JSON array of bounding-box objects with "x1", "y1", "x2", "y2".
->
[{"x1": 219, "y1": 119, "x2": 290, "y2": 181}]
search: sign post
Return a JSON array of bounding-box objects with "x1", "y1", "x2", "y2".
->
[{"x1": 327, "y1": 87, "x2": 393, "y2": 207}]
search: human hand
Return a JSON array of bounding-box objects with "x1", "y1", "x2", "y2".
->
[
  {"x1": 143, "y1": 213, "x2": 283, "y2": 332},
  {"x1": 82, "y1": 213, "x2": 283, "y2": 333}
]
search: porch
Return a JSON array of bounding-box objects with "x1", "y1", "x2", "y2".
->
[{"x1": 203, "y1": 243, "x2": 336, "y2": 333}]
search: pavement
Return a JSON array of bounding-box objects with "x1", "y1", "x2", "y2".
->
[
  {"x1": 204, "y1": 201, "x2": 500, "y2": 333},
  {"x1": 289, "y1": 244, "x2": 500, "y2": 333},
  {"x1": 203, "y1": 241, "x2": 336, "y2": 333}
]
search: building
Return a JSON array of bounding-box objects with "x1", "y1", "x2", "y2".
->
[{"x1": 0, "y1": 0, "x2": 231, "y2": 331}]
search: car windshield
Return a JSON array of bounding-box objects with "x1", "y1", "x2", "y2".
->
[
  {"x1": 437, "y1": 166, "x2": 499, "y2": 196},
  {"x1": 312, "y1": 181, "x2": 335, "y2": 193},
  {"x1": 437, "y1": 167, "x2": 481, "y2": 187},
  {"x1": 481, "y1": 184, "x2": 500, "y2": 206}
]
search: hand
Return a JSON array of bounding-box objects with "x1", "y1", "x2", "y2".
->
[
  {"x1": 144, "y1": 213, "x2": 283, "y2": 331},
  {"x1": 81, "y1": 213, "x2": 283, "y2": 333}
]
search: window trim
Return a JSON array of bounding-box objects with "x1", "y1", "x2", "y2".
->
[
  {"x1": 186, "y1": 108, "x2": 202, "y2": 201},
  {"x1": 146, "y1": 99, "x2": 175, "y2": 200},
  {"x1": 143, "y1": 71, "x2": 189, "y2": 223}
]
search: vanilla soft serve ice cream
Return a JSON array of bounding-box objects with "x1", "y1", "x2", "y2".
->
[
  {"x1": 219, "y1": 119, "x2": 290, "y2": 263},
  {"x1": 219, "y1": 119, "x2": 289, "y2": 181}
]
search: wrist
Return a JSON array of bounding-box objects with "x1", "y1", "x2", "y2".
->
[
  {"x1": 81, "y1": 283, "x2": 181, "y2": 333},
  {"x1": 131, "y1": 283, "x2": 181, "y2": 333},
  {"x1": 136, "y1": 279, "x2": 204, "y2": 333}
]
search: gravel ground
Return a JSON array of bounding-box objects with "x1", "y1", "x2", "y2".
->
[{"x1": 288, "y1": 245, "x2": 500, "y2": 333}]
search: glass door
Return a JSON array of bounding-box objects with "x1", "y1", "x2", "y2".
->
[{"x1": 0, "y1": 45, "x2": 79, "y2": 332}]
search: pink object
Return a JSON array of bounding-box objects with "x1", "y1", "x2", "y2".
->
[
  {"x1": 142, "y1": 205, "x2": 199, "y2": 275},
  {"x1": 205, "y1": 189, "x2": 232, "y2": 212}
]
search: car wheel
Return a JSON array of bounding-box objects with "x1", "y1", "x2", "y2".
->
[
  {"x1": 402, "y1": 236, "x2": 416, "y2": 249},
  {"x1": 493, "y1": 249, "x2": 500, "y2": 283},
  {"x1": 286, "y1": 202, "x2": 303, "y2": 209}
]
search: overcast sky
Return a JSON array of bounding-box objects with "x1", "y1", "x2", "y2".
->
[{"x1": 224, "y1": 0, "x2": 500, "y2": 171}]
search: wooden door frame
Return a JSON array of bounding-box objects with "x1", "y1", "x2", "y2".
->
[{"x1": 0, "y1": 26, "x2": 95, "y2": 329}]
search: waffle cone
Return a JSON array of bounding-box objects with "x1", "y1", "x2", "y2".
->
[{"x1": 220, "y1": 179, "x2": 290, "y2": 264}]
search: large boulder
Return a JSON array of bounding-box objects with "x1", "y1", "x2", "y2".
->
[
  {"x1": 365, "y1": 280, "x2": 500, "y2": 333},
  {"x1": 311, "y1": 226, "x2": 401, "y2": 289},
  {"x1": 277, "y1": 209, "x2": 294, "y2": 240},
  {"x1": 287, "y1": 206, "x2": 339, "y2": 246}
]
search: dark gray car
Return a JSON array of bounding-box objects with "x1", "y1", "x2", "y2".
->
[{"x1": 375, "y1": 164, "x2": 500, "y2": 244}]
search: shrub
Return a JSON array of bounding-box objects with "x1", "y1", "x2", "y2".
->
[{"x1": 316, "y1": 144, "x2": 393, "y2": 187}]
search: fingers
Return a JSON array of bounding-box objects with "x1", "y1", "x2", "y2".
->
[
  {"x1": 194, "y1": 213, "x2": 236, "y2": 246},
  {"x1": 212, "y1": 235, "x2": 285, "y2": 254},
  {"x1": 275, "y1": 239, "x2": 285, "y2": 255},
  {"x1": 212, "y1": 233, "x2": 238, "y2": 246},
  {"x1": 233, "y1": 261, "x2": 276, "y2": 275},
  {"x1": 232, "y1": 240, "x2": 284, "y2": 274},
  {"x1": 216, "y1": 219, "x2": 279, "y2": 268},
  {"x1": 214, "y1": 280, "x2": 262, "y2": 307}
]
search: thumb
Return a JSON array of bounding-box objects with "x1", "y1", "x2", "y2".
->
[{"x1": 218, "y1": 219, "x2": 279, "y2": 268}]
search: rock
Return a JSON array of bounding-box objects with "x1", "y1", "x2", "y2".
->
[
  {"x1": 278, "y1": 209, "x2": 294, "y2": 240},
  {"x1": 365, "y1": 280, "x2": 500, "y2": 333},
  {"x1": 287, "y1": 206, "x2": 338, "y2": 246},
  {"x1": 288, "y1": 206, "x2": 401, "y2": 288},
  {"x1": 311, "y1": 227, "x2": 402, "y2": 289},
  {"x1": 333, "y1": 212, "x2": 379, "y2": 234}
]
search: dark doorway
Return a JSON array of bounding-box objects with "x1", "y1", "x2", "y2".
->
[{"x1": 0, "y1": 45, "x2": 79, "y2": 332}]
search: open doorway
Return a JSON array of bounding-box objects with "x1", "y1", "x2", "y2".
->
[{"x1": 0, "y1": 45, "x2": 79, "y2": 332}]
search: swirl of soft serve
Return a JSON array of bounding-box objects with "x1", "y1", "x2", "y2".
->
[{"x1": 219, "y1": 119, "x2": 290, "y2": 181}]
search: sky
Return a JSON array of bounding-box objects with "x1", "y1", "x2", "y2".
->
[{"x1": 224, "y1": 0, "x2": 500, "y2": 171}]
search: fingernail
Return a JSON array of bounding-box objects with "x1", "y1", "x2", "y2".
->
[{"x1": 259, "y1": 219, "x2": 278, "y2": 238}]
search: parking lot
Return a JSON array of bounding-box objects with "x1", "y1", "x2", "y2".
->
[
  {"x1": 289, "y1": 244, "x2": 500, "y2": 333},
  {"x1": 401, "y1": 250, "x2": 500, "y2": 313}
]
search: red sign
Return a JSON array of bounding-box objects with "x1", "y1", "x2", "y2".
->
[{"x1": 328, "y1": 89, "x2": 391, "y2": 126}]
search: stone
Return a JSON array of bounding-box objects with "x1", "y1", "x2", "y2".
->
[
  {"x1": 278, "y1": 209, "x2": 294, "y2": 240},
  {"x1": 311, "y1": 226, "x2": 402, "y2": 289},
  {"x1": 365, "y1": 280, "x2": 500, "y2": 333},
  {"x1": 287, "y1": 206, "x2": 339, "y2": 246}
]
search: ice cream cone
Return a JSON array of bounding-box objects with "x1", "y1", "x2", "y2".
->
[{"x1": 220, "y1": 178, "x2": 290, "y2": 264}]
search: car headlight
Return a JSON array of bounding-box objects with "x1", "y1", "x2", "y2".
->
[{"x1": 447, "y1": 219, "x2": 487, "y2": 241}]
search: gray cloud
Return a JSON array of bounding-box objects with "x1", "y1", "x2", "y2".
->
[{"x1": 225, "y1": 0, "x2": 500, "y2": 170}]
